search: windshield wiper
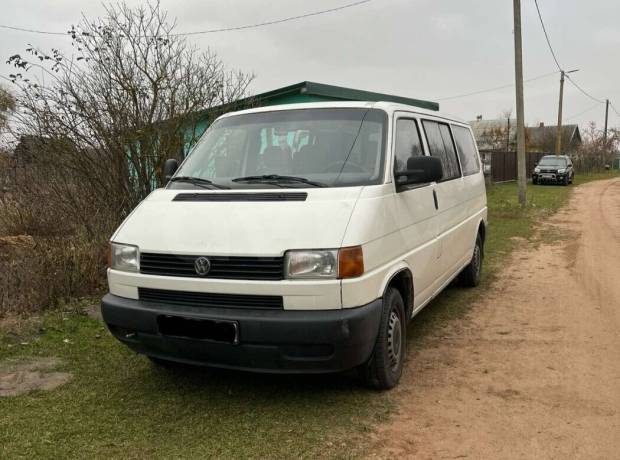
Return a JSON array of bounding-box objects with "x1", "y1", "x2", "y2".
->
[
  {"x1": 231, "y1": 174, "x2": 327, "y2": 188},
  {"x1": 169, "y1": 176, "x2": 229, "y2": 190}
]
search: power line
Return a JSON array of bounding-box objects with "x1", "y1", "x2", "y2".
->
[
  {"x1": 0, "y1": 0, "x2": 373, "y2": 37},
  {"x1": 610, "y1": 102, "x2": 620, "y2": 119},
  {"x1": 533, "y1": 0, "x2": 562, "y2": 72},
  {"x1": 533, "y1": 0, "x2": 609, "y2": 126},
  {"x1": 172, "y1": 0, "x2": 373, "y2": 36},
  {"x1": 435, "y1": 70, "x2": 558, "y2": 101},
  {"x1": 0, "y1": 24, "x2": 65, "y2": 36},
  {"x1": 565, "y1": 75, "x2": 605, "y2": 104}
]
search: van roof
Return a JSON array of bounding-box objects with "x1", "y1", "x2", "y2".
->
[{"x1": 218, "y1": 101, "x2": 468, "y2": 126}]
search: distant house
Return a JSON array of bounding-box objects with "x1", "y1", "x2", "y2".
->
[
  {"x1": 525, "y1": 122, "x2": 582, "y2": 154},
  {"x1": 470, "y1": 118, "x2": 582, "y2": 155}
]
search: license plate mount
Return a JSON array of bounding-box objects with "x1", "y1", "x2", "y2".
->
[{"x1": 157, "y1": 315, "x2": 239, "y2": 344}]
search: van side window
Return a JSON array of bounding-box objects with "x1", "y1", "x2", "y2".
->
[
  {"x1": 394, "y1": 119, "x2": 423, "y2": 172},
  {"x1": 422, "y1": 120, "x2": 461, "y2": 180},
  {"x1": 451, "y1": 125, "x2": 480, "y2": 176}
]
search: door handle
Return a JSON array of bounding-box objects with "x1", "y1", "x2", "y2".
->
[{"x1": 432, "y1": 190, "x2": 439, "y2": 210}]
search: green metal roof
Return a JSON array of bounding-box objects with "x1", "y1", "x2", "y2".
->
[
  {"x1": 194, "y1": 81, "x2": 439, "y2": 123},
  {"x1": 249, "y1": 81, "x2": 439, "y2": 111}
]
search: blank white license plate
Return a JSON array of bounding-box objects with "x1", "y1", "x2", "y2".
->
[{"x1": 542, "y1": 174, "x2": 554, "y2": 179}]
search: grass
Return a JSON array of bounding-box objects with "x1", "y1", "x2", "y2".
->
[
  {"x1": 0, "y1": 305, "x2": 392, "y2": 459},
  {"x1": 1, "y1": 170, "x2": 618, "y2": 459}
]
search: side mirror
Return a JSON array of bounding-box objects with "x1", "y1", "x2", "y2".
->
[
  {"x1": 163, "y1": 158, "x2": 179, "y2": 181},
  {"x1": 394, "y1": 156, "x2": 443, "y2": 189}
]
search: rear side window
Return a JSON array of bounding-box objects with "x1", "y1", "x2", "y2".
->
[
  {"x1": 451, "y1": 125, "x2": 480, "y2": 176},
  {"x1": 422, "y1": 120, "x2": 461, "y2": 180},
  {"x1": 394, "y1": 119, "x2": 423, "y2": 172}
]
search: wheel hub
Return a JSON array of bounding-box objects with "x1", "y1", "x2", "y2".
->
[
  {"x1": 473, "y1": 244, "x2": 481, "y2": 275},
  {"x1": 387, "y1": 311, "x2": 402, "y2": 371}
]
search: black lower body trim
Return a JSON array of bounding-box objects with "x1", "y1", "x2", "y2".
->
[{"x1": 101, "y1": 293, "x2": 383, "y2": 374}]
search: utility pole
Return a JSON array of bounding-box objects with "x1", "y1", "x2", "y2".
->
[
  {"x1": 555, "y1": 70, "x2": 565, "y2": 155},
  {"x1": 555, "y1": 69, "x2": 579, "y2": 155},
  {"x1": 604, "y1": 99, "x2": 610, "y2": 143},
  {"x1": 513, "y1": 0, "x2": 526, "y2": 206},
  {"x1": 506, "y1": 117, "x2": 511, "y2": 153}
]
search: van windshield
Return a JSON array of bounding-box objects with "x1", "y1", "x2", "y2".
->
[{"x1": 171, "y1": 108, "x2": 387, "y2": 189}]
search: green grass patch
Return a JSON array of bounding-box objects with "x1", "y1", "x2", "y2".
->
[
  {"x1": 0, "y1": 304, "x2": 390, "y2": 459},
  {"x1": 1, "y1": 170, "x2": 617, "y2": 458}
]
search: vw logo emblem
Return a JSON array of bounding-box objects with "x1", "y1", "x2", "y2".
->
[{"x1": 194, "y1": 256, "x2": 211, "y2": 276}]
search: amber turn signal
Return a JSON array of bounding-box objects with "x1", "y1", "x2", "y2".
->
[{"x1": 338, "y1": 246, "x2": 364, "y2": 279}]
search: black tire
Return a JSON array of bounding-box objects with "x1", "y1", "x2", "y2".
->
[
  {"x1": 562, "y1": 175, "x2": 569, "y2": 186},
  {"x1": 358, "y1": 288, "x2": 406, "y2": 390},
  {"x1": 460, "y1": 233, "x2": 483, "y2": 287},
  {"x1": 532, "y1": 178, "x2": 538, "y2": 185}
]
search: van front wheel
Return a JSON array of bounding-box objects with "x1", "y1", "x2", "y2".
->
[
  {"x1": 460, "y1": 233, "x2": 483, "y2": 287},
  {"x1": 358, "y1": 287, "x2": 406, "y2": 390}
]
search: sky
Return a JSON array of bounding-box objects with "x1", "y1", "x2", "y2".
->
[{"x1": 1, "y1": 0, "x2": 619, "y2": 130}]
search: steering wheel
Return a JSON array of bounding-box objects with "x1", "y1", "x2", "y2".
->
[{"x1": 324, "y1": 161, "x2": 367, "y2": 174}]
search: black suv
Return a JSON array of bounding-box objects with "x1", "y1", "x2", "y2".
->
[{"x1": 532, "y1": 155, "x2": 574, "y2": 185}]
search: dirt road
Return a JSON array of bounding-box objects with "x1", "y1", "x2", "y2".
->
[{"x1": 370, "y1": 178, "x2": 620, "y2": 459}]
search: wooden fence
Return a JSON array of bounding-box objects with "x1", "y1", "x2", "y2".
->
[{"x1": 485, "y1": 151, "x2": 548, "y2": 183}]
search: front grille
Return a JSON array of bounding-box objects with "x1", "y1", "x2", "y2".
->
[
  {"x1": 540, "y1": 168, "x2": 556, "y2": 173},
  {"x1": 139, "y1": 287, "x2": 283, "y2": 310},
  {"x1": 140, "y1": 253, "x2": 284, "y2": 280}
]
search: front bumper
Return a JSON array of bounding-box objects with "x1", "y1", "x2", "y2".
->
[
  {"x1": 532, "y1": 172, "x2": 567, "y2": 183},
  {"x1": 101, "y1": 293, "x2": 383, "y2": 374}
]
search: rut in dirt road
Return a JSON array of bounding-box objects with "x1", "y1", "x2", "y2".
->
[{"x1": 370, "y1": 178, "x2": 620, "y2": 459}]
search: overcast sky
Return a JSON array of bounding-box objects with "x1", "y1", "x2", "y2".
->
[{"x1": 1, "y1": 0, "x2": 619, "y2": 130}]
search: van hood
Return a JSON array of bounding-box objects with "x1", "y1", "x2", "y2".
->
[{"x1": 112, "y1": 187, "x2": 363, "y2": 256}]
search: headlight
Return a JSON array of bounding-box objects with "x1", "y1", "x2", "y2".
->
[
  {"x1": 285, "y1": 246, "x2": 364, "y2": 279},
  {"x1": 285, "y1": 249, "x2": 338, "y2": 279},
  {"x1": 557, "y1": 168, "x2": 566, "y2": 174},
  {"x1": 534, "y1": 167, "x2": 540, "y2": 173},
  {"x1": 110, "y1": 242, "x2": 139, "y2": 272}
]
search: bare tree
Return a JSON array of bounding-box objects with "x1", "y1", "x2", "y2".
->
[
  {"x1": 6, "y1": 1, "x2": 253, "y2": 236},
  {"x1": 575, "y1": 122, "x2": 619, "y2": 171},
  {"x1": 476, "y1": 110, "x2": 520, "y2": 152}
]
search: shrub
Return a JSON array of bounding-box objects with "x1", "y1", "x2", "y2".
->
[{"x1": 0, "y1": 233, "x2": 106, "y2": 315}]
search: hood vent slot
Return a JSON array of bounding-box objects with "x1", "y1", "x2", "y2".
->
[{"x1": 173, "y1": 192, "x2": 308, "y2": 202}]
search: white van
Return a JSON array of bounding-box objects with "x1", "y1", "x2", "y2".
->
[{"x1": 102, "y1": 101, "x2": 487, "y2": 389}]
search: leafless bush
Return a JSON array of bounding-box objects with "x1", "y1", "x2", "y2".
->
[
  {"x1": 0, "y1": 234, "x2": 106, "y2": 315},
  {"x1": 573, "y1": 122, "x2": 619, "y2": 172},
  {"x1": 6, "y1": 0, "x2": 253, "y2": 234},
  {"x1": 1, "y1": 1, "x2": 253, "y2": 314}
]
